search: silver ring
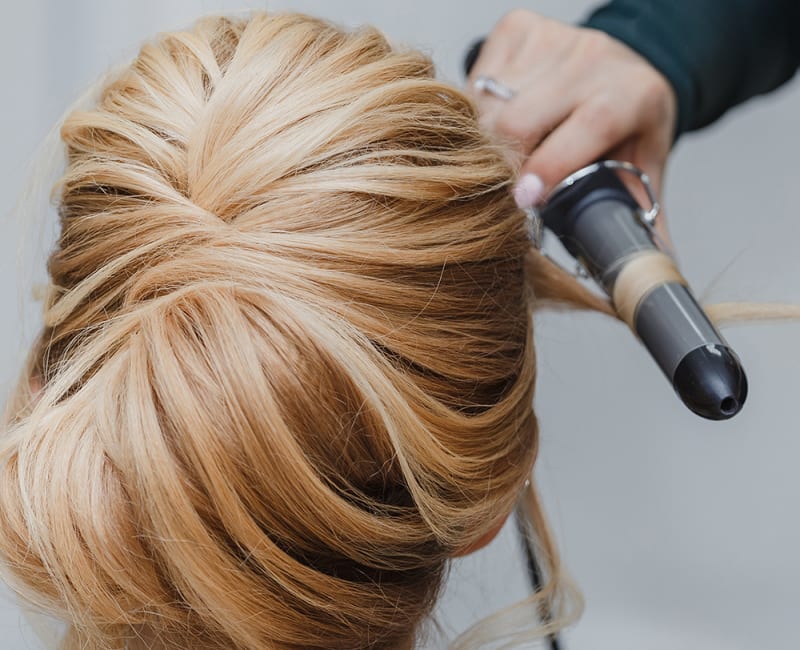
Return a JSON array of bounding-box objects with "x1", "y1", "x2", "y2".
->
[{"x1": 473, "y1": 75, "x2": 517, "y2": 101}]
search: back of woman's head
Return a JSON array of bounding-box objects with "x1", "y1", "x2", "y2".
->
[{"x1": 0, "y1": 11, "x2": 591, "y2": 649}]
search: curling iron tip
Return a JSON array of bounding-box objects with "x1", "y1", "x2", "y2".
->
[{"x1": 672, "y1": 345, "x2": 748, "y2": 420}]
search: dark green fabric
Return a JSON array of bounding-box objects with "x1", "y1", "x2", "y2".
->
[{"x1": 583, "y1": 0, "x2": 800, "y2": 138}]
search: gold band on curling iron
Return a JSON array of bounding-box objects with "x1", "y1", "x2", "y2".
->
[{"x1": 612, "y1": 250, "x2": 687, "y2": 329}]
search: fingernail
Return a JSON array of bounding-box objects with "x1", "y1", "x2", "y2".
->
[{"x1": 513, "y1": 174, "x2": 544, "y2": 209}]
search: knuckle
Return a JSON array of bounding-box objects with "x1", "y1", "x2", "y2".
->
[
  {"x1": 495, "y1": 110, "x2": 530, "y2": 143},
  {"x1": 581, "y1": 96, "x2": 621, "y2": 139},
  {"x1": 579, "y1": 28, "x2": 615, "y2": 59},
  {"x1": 496, "y1": 8, "x2": 536, "y2": 34},
  {"x1": 639, "y1": 72, "x2": 675, "y2": 113}
]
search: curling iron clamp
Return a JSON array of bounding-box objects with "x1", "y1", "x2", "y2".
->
[{"x1": 532, "y1": 160, "x2": 747, "y2": 420}]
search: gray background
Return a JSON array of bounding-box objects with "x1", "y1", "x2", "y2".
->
[{"x1": 2, "y1": 1, "x2": 799, "y2": 648}]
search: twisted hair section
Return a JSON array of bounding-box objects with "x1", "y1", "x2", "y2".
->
[{"x1": 0, "y1": 11, "x2": 606, "y2": 649}]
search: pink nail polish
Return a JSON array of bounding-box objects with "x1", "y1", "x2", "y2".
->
[{"x1": 513, "y1": 174, "x2": 544, "y2": 209}]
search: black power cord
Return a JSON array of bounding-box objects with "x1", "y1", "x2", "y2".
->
[{"x1": 515, "y1": 507, "x2": 562, "y2": 650}]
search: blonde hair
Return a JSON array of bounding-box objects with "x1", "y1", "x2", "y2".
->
[{"x1": 0, "y1": 12, "x2": 610, "y2": 650}]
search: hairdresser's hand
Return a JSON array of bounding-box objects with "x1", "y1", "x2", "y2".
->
[{"x1": 469, "y1": 10, "x2": 677, "y2": 243}]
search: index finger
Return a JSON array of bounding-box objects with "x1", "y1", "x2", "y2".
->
[{"x1": 519, "y1": 98, "x2": 635, "y2": 194}]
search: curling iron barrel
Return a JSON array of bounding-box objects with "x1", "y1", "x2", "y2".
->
[{"x1": 538, "y1": 163, "x2": 747, "y2": 420}]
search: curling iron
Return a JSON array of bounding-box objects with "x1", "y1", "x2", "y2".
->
[
  {"x1": 464, "y1": 40, "x2": 748, "y2": 650},
  {"x1": 536, "y1": 161, "x2": 747, "y2": 420},
  {"x1": 463, "y1": 42, "x2": 747, "y2": 422}
]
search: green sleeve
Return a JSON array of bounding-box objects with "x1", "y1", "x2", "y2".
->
[{"x1": 583, "y1": 0, "x2": 800, "y2": 138}]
